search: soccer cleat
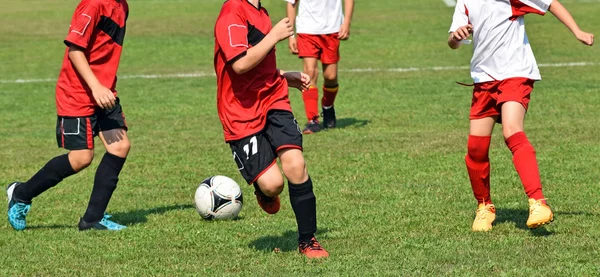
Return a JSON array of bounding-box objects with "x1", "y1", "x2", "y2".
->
[
  {"x1": 7, "y1": 182, "x2": 31, "y2": 231},
  {"x1": 254, "y1": 188, "x2": 280, "y2": 214},
  {"x1": 472, "y1": 203, "x2": 496, "y2": 232},
  {"x1": 527, "y1": 198, "x2": 553, "y2": 229},
  {"x1": 299, "y1": 237, "x2": 329, "y2": 258},
  {"x1": 78, "y1": 213, "x2": 127, "y2": 231},
  {"x1": 322, "y1": 106, "x2": 337, "y2": 129},
  {"x1": 302, "y1": 119, "x2": 321, "y2": 134}
]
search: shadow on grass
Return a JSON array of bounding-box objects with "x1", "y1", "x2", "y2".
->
[
  {"x1": 248, "y1": 229, "x2": 330, "y2": 253},
  {"x1": 495, "y1": 208, "x2": 557, "y2": 236},
  {"x1": 335, "y1": 117, "x2": 370, "y2": 129},
  {"x1": 27, "y1": 224, "x2": 73, "y2": 230},
  {"x1": 112, "y1": 204, "x2": 195, "y2": 226}
]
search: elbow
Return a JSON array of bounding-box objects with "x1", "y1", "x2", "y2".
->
[
  {"x1": 447, "y1": 40, "x2": 460, "y2": 49},
  {"x1": 231, "y1": 63, "x2": 249, "y2": 74}
]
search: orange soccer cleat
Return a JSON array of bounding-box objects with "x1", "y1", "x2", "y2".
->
[{"x1": 299, "y1": 237, "x2": 329, "y2": 259}]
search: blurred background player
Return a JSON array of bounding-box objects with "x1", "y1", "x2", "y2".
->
[
  {"x1": 214, "y1": 0, "x2": 328, "y2": 258},
  {"x1": 7, "y1": 0, "x2": 131, "y2": 231},
  {"x1": 286, "y1": 0, "x2": 354, "y2": 134},
  {"x1": 448, "y1": 0, "x2": 594, "y2": 231}
]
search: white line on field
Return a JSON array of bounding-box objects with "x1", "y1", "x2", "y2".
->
[
  {"x1": 442, "y1": 0, "x2": 457, "y2": 7},
  {"x1": 0, "y1": 62, "x2": 597, "y2": 84}
]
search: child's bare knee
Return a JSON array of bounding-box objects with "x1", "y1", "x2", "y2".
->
[
  {"x1": 69, "y1": 150, "x2": 94, "y2": 172},
  {"x1": 283, "y1": 158, "x2": 307, "y2": 181}
]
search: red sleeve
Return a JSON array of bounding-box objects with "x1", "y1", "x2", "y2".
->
[
  {"x1": 64, "y1": 3, "x2": 101, "y2": 49},
  {"x1": 215, "y1": 11, "x2": 249, "y2": 63},
  {"x1": 510, "y1": 0, "x2": 551, "y2": 17}
]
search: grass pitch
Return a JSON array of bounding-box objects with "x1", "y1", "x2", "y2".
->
[{"x1": 1, "y1": 0, "x2": 600, "y2": 275}]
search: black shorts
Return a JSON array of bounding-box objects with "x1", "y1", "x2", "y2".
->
[
  {"x1": 229, "y1": 110, "x2": 303, "y2": 184},
  {"x1": 56, "y1": 98, "x2": 127, "y2": 150}
]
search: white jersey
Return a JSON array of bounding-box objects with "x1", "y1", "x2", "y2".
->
[
  {"x1": 285, "y1": 0, "x2": 343, "y2": 35},
  {"x1": 449, "y1": 0, "x2": 552, "y2": 83}
]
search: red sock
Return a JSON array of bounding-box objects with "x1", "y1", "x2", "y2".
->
[
  {"x1": 466, "y1": 135, "x2": 493, "y2": 205},
  {"x1": 302, "y1": 86, "x2": 319, "y2": 121},
  {"x1": 321, "y1": 85, "x2": 339, "y2": 107},
  {"x1": 505, "y1": 132, "x2": 545, "y2": 201}
]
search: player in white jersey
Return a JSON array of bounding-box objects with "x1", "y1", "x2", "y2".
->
[
  {"x1": 448, "y1": 0, "x2": 594, "y2": 232},
  {"x1": 286, "y1": 0, "x2": 354, "y2": 134}
]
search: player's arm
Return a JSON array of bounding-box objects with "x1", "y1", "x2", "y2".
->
[
  {"x1": 279, "y1": 69, "x2": 310, "y2": 91},
  {"x1": 286, "y1": 0, "x2": 299, "y2": 54},
  {"x1": 548, "y1": 0, "x2": 594, "y2": 45},
  {"x1": 447, "y1": 0, "x2": 470, "y2": 49},
  {"x1": 448, "y1": 24, "x2": 473, "y2": 49},
  {"x1": 338, "y1": 0, "x2": 354, "y2": 40},
  {"x1": 231, "y1": 18, "x2": 294, "y2": 74},
  {"x1": 68, "y1": 45, "x2": 116, "y2": 109}
]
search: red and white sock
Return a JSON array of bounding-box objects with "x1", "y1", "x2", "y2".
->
[
  {"x1": 303, "y1": 86, "x2": 319, "y2": 121},
  {"x1": 466, "y1": 135, "x2": 492, "y2": 205},
  {"x1": 321, "y1": 85, "x2": 339, "y2": 108},
  {"x1": 505, "y1": 132, "x2": 545, "y2": 203}
]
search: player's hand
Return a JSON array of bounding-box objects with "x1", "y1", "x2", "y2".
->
[
  {"x1": 451, "y1": 24, "x2": 473, "y2": 42},
  {"x1": 270, "y1": 18, "x2": 294, "y2": 42},
  {"x1": 289, "y1": 36, "x2": 299, "y2": 54},
  {"x1": 91, "y1": 85, "x2": 116, "y2": 109},
  {"x1": 575, "y1": 30, "x2": 594, "y2": 46},
  {"x1": 283, "y1": 71, "x2": 311, "y2": 91},
  {"x1": 338, "y1": 23, "x2": 350, "y2": 40}
]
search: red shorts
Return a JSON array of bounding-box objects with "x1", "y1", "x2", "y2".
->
[
  {"x1": 470, "y1": 78, "x2": 535, "y2": 122},
  {"x1": 297, "y1": 33, "x2": 340, "y2": 64}
]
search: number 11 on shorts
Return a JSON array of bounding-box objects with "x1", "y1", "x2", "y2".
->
[{"x1": 243, "y1": 136, "x2": 258, "y2": 159}]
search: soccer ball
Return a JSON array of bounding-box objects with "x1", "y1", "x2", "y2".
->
[{"x1": 194, "y1": 175, "x2": 243, "y2": 220}]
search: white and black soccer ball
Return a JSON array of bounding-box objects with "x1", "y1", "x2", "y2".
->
[{"x1": 194, "y1": 175, "x2": 243, "y2": 220}]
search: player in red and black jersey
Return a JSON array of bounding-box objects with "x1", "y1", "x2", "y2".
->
[
  {"x1": 7, "y1": 0, "x2": 130, "y2": 231},
  {"x1": 214, "y1": 0, "x2": 329, "y2": 258}
]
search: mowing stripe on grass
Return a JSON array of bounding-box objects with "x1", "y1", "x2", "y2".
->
[
  {"x1": 442, "y1": 0, "x2": 457, "y2": 7},
  {"x1": 0, "y1": 62, "x2": 597, "y2": 84}
]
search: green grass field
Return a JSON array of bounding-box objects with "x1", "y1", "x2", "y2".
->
[{"x1": 1, "y1": 0, "x2": 600, "y2": 275}]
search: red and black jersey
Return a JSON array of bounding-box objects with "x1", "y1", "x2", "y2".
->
[
  {"x1": 56, "y1": 0, "x2": 129, "y2": 117},
  {"x1": 214, "y1": 0, "x2": 292, "y2": 142}
]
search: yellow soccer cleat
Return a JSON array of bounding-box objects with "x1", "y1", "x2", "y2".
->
[
  {"x1": 527, "y1": 199, "x2": 554, "y2": 229},
  {"x1": 472, "y1": 203, "x2": 496, "y2": 232}
]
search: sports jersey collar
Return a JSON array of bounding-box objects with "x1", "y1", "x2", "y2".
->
[{"x1": 244, "y1": 0, "x2": 261, "y2": 11}]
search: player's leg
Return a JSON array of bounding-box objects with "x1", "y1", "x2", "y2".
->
[
  {"x1": 320, "y1": 34, "x2": 341, "y2": 129},
  {"x1": 468, "y1": 118, "x2": 497, "y2": 232},
  {"x1": 230, "y1": 131, "x2": 283, "y2": 214},
  {"x1": 302, "y1": 57, "x2": 321, "y2": 134},
  {"x1": 79, "y1": 99, "x2": 129, "y2": 231},
  {"x1": 264, "y1": 110, "x2": 328, "y2": 258},
  {"x1": 467, "y1": 83, "x2": 498, "y2": 232},
  {"x1": 278, "y1": 149, "x2": 327, "y2": 258},
  {"x1": 321, "y1": 63, "x2": 338, "y2": 129},
  {"x1": 297, "y1": 34, "x2": 322, "y2": 134},
  {"x1": 501, "y1": 102, "x2": 543, "y2": 201},
  {"x1": 253, "y1": 163, "x2": 284, "y2": 214},
  {"x1": 499, "y1": 81, "x2": 552, "y2": 228},
  {"x1": 7, "y1": 116, "x2": 94, "y2": 231}
]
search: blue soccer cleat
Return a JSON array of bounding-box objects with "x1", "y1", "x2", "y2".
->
[
  {"x1": 78, "y1": 213, "x2": 127, "y2": 231},
  {"x1": 7, "y1": 182, "x2": 31, "y2": 231}
]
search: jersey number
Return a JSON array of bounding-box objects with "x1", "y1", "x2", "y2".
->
[{"x1": 243, "y1": 136, "x2": 258, "y2": 159}]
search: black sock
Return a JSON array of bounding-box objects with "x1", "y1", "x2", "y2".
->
[
  {"x1": 289, "y1": 176, "x2": 317, "y2": 243},
  {"x1": 82, "y1": 152, "x2": 126, "y2": 223},
  {"x1": 13, "y1": 154, "x2": 76, "y2": 203}
]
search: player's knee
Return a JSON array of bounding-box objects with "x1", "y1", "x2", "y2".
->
[
  {"x1": 69, "y1": 150, "x2": 94, "y2": 172},
  {"x1": 259, "y1": 180, "x2": 284, "y2": 196},
  {"x1": 109, "y1": 140, "x2": 131, "y2": 158},
  {"x1": 282, "y1": 157, "x2": 307, "y2": 181},
  {"x1": 305, "y1": 68, "x2": 319, "y2": 81},
  {"x1": 467, "y1": 143, "x2": 488, "y2": 162},
  {"x1": 323, "y1": 73, "x2": 338, "y2": 84},
  {"x1": 502, "y1": 124, "x2": 523, "y2": 139}
]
